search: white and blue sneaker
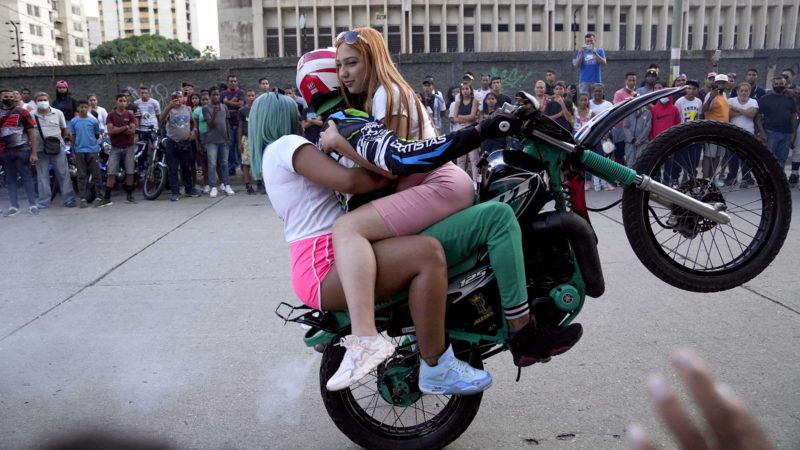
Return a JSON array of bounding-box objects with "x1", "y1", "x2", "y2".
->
[{"x1": 418, "y1": 345, "x2": 492, "y2": 395}]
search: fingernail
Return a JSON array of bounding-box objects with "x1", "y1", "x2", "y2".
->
[
  {"x1": 626, "y1": 424, "x2": 647, "y2": 444},
  {"x1": 672, "y1": 350, "x2": 694, "y2": 372},
  {"x1": 716, "y1": 383, "x2": 734, "y2": 399},
  {"x1": 647, "y1": 375, "x2": 670, "y2": 400}
]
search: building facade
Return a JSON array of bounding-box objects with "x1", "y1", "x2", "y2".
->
[
  {"x1": 97, "y1": 0, "x2": 194, "y2": 46},
  {"x1": 218, "y1": 0, "x2": 800, "y2": 59},
  {"x1": 1, "y1": 0, "x2": 89, "y2": 66}
]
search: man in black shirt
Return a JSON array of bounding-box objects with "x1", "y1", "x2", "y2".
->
[
  {"x1": 490, "y1": 77, "x2": 513, "y2": 109},
  {"x1": 758, "y1": 76, "x2": 798, "y2": 173},
  {"x1": 52, "y1": 80, "x2": 79, "y2": 120},
  {"x1": 732, "y1": 69, "x2": 767, "y2": 100},
  {"x1": 544, "y1": 81, "x2": 575, "y2": 131}
]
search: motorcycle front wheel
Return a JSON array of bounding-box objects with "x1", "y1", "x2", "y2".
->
[
  {"x1": 142, "y1": 163, "x2": 167, "y2": 200},
  {"x1": 622, "y1": 121, "x2": 791, "y2": 292},
  {"x1": 319, "y1": 336, "x2": 483, "y2": 450}
]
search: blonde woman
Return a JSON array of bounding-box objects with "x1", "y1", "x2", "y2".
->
[{"x1": 332, "y1": 28, "x2": 478, "y2": 383}]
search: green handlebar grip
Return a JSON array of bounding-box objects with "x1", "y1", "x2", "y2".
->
[{"x1": 580, "y1": 150, "x2": 637, "y2": 186}]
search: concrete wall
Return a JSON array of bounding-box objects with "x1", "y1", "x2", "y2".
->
[{"x1": 1, "y1": 49, "x2": 798, "y2": 108}]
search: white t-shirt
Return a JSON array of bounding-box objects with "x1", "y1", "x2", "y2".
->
[
  {"x1": 589, "y1": 100, "x2": 613, "y2": 115},
  {"x1": 93, "y1": 106, "x2": 108, "y2": 132},
  {"x1": 262, "y1": 134, "x2": 343, "y2": 243},
  {"x1": 372, "y1": 83, "x2": 436, "y2": 139},
  {"x1": 134, "y1": 98, "x2": 161, "y2": 129},
  {"x1": 675, "y1": 97, "x2": 703, "y2": 123},
  {"x1": 729, "y1": 97, "x2": 758, "y2": 134}
]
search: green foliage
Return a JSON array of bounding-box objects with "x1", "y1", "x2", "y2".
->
[
  {"x1": 200, "y1": 45, "x2": 218, "y2": 60},
  {"x1": 90, "y1": 34, "x2": 200, "y2": 62}
]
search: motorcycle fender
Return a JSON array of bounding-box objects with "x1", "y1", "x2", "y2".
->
[{"x1": 574, "y1": 86, "x2": 685, "y2": 149}]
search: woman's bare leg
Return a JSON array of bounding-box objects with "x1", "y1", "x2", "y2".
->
[
  {"x1": 320, "y1": 235, "x2": 447, "y2": 363},
  {"x1": 330, "y1": 204, "x2": 393, "y2": 337}
]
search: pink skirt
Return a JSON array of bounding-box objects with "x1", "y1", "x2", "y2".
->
[{"x1": 371, "y1": 162, "x2": 474, "y2": 236}]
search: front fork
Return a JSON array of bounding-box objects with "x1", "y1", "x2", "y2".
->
[{"x1": 579, "y1": 150, "x2": 731, "y2": 225}]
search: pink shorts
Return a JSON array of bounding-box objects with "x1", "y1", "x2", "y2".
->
[
  {"x1": 371, "y1": 162, "x2": 474, "y2": 236},
  {"x1": 290, "y1": 233, "x2": 335, "y2": 310}
]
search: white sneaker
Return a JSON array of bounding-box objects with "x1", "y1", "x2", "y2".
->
[
  {"x1": 224, "y1": 184, "x2": 235, "y2": 195},
  {"x1": 209, "y1": 187, "x2": 218, "y2": 198},
  {"x1": 326, "y1": 335, "x2": 395, "y2": 391},
  {"x1": 202, "y1": 185, "x2": 211, "y2": 194},
  {"x1": 29, "y1": 206, "x2": 39, "y2": 216}
]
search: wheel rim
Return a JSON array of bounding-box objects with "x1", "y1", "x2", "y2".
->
[
  {"x1": 339, "y1": 336, "x2": 463, "y2": 440},
  {"x1": 144, "y1": 166, "x2": 162, "y2": 194},
  {"x1": 641, "y1": 138, "x2": 775, "y2": 274}
]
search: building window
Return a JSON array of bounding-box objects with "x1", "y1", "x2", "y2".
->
[
  {"x1": 480, "y1": 24, "x2": 491, "y2": 32},
  {"x1": 29, "y1": 24, "x2": 35, "y2": 34},
  {"x1": 515, "y1": 24, "x2": 525, "y2": 32},
  {"x1": 75, "y1": 38, "x2": 84, "y2": 47},
  {"x1": 71, "y1": 5, "x2": 81, "y2": 14},
  {"x1": 464, "y1": 25, "x2": 474, "y2": 52},
  {"x1": 554, "y1": 23, "x2": 564, "y2": 32},
  {"x1": 498, "y1": 24, "x2": 509, "y2": 32},
  {"x1": 651, "y1": 25, "x2": 657, "y2": 50},
  {"x1": 464, "y1": 6, "x2": 475, "y2": 18},
  {"x1": 27, "y1": 4, "x2": 41, "y2": 17},
  {"x1": 283, "y1": 27, "x2": 297, "y2": 56},
  {"x1": 318, "y1": 27, "x2": 331, "y2": 45},
  {"x1": 532, "y1": 24, "x2": 541, "y2": 32},
  {"x1": 588, "y1": 24, "x2": 595, "y2": 32},
  {"x1": 411, "y1": 25, "x2": 424, "y2": 53},
  {"x1": 603, "y1": 24, "x2": 611, "y2": 32},
  {"x1": 388, "y1": 25, "x2": 401, "y2": 54},
  {"x1": 429, "y1": 25, "x2": 441, "y2": 52},
  {"x1": 266, "y1": 28, "x2": 279, "y2": 56},
  {"x1": 74, "y1": 22, "x2": 83, "y2": 31},
  {"x1": 77, "y1": 54, "x2": 86, "y2": 62},
  {"x1": 635, "y1": 24, "x2": 642, "y2": 50},
  {"x1": 446, "y1": 25, "x2": 457, "y2": 52}
]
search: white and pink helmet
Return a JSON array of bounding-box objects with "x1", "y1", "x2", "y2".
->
[{"x1": 296, "y1": 47, "x2": 339, "y2": 110}]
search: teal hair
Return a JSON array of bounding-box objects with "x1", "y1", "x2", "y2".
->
[{"x1": 247, "y1": 92, "x2": 300, "y2": 180}]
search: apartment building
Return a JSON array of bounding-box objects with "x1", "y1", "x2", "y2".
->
[
  {"x1": 98, "y1": 0, "x2": 194, "y2": 46},
  {"x1": 1, "y1": 0, "x2": 89, "y2": 66},
  {"x1": 218, "y1": 0, "x2": 800, "y2": 59}
]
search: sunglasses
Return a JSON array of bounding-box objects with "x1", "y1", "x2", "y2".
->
[{"x1": 336, "y1": 30, "x2": 363, "y2": 45}]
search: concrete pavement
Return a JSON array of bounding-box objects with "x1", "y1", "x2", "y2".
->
[{"x1": 1, "y1": 186, "x2": 798, "y2": 449}]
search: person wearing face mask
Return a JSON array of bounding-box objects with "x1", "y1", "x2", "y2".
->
[
  {"x1": 0, "y1": 88, "x2": 39, "y2": 216},
  {"x1": 32, "y1": 92, "x2": 76, "y2": 209},
  {"x1": 758, "y1": 76, "x2": 799, "y2": 170},
  {"x1": 648, "y1": 83, "x2": 681, "y2": 143}
]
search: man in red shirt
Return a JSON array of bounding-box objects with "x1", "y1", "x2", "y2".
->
[
  {"x1": 101, "y1": 93, "x2": 139, "y2": 206},
  {"x1": 649, "y1": 82, "x2": 681, "y2": 141},
  {"x1": 0, "y1": 88, "x2": 38, "y2": 216},
  {"x1": 611, "y1": 72, "x2": 637, "y2": 164}
]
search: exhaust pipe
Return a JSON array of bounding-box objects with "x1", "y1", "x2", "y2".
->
[{"x1": 531, "y1": 212, "x2": 605, "y2": 298}]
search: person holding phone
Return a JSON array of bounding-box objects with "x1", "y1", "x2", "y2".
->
[{"x1": 573, "y1": 33, "x2": 607, "y2": 95}]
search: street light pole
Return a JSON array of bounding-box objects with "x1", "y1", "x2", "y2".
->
[
  {"x1": 6, "y1": 21, "x2": 22, "y2": 67},
  {"x1": 669, "y1": 0, "x2": 684, "y2": 85},
  {"x1": 299, "y1": 12, "x2": 306, "y2": 55}
]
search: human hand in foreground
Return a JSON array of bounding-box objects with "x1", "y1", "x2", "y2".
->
[
  {"x1": 627, "y1": 349, "x2": 773, "y2": 450},
  {"x1": 319, "y1": 120, "x2": 346, "y2": 154}
]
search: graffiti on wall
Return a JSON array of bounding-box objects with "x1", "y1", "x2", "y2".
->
[
  {"x1": 486, "y1": 67, "x2": 536, "y2": 92},
  {"x1": 122, "y1": 84, "x2": 173, "y2": 108}
]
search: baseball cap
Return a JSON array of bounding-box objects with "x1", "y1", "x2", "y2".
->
[
  {"x1": 171, "y1": 90, "x2": 182, "y2": 98},
  {"x1": 422, "y1": 79, "x2": 432, "y2": 86},
  {"x1": 56, "y1": 80, "x2": 68, "y2": 88},
  {"x1": 714, "y1": 74, "x2": 729, "y2": 83},
  {"x1": 707, "y1": 72, "x2": 718, "y2": 79},
  {"x1": 463, "y1": 72, "x2": 475, "y2": 81},
  {"x1": 645, "y1": 68, "x2": 658, "y2": 75}
]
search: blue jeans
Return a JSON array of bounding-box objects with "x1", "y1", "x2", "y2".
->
[
  {"x1": 205, "y1": 142, "x2": 229, "y2": 186},
  {"x1": 766, "y1": 131, "x2": 792, "y2": 168},
  {"x1": 1, "y1": 150, "x2": 37, "y2": 209},
  {"x1": 34, "y1": 150, "x2": 76, "y2": 207},
  {"x1": 228, "y1": 123, "x2": 240, "y2": 172}
]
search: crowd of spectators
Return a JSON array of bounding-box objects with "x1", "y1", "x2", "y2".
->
[{"x1": 1, "y1": 35, "x2": 798, "y2": 216}]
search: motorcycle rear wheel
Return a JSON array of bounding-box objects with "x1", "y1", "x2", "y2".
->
[
  {"x1": 142, "y1": 164, "x2": 167, "y2": 200},
  {"x1": 622, "y1": 121, "x2": 791, "y2": 292},
  {"x1": 319, "y1": 336, "x2": 483, "y2": 450}
]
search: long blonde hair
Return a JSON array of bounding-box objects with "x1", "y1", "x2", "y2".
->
[{"x1": 337, "y1": 26, "x2": 430, "y2": 139}]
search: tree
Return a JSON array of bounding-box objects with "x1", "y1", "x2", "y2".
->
[
  {"x1": 90, "y1": 34, "x2": 200, "y2": 62},
  {"x1": 200, "y1": 45, "x2": 218, "y2": 60}
]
